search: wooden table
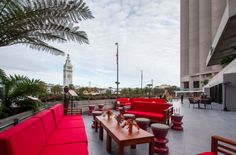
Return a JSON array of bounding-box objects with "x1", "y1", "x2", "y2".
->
[{"x1": 95, "y1": 116, "x2": 154, "y2": 155}]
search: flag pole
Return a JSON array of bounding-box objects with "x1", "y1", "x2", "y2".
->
[{"x1": 115, "y1": 42, "x2": 119, "y2": 100}]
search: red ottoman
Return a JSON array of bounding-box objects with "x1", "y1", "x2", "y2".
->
[
  {"x1": 98, "y1": 104, "x2": 104, "y2": 111},
  {"x1": 88, "y1": 105, "x2": 95, "y2": 116},
  {"x1": 135, "y1": 118, "x2": 150, "y2": 131},
  {"x1": 124, "y1": 114, "x2": 135, "y2": 120},
  {"x1": 171, "y1": 114, "x2": 183, "y2": 131},
  {"x1": 151, "y1": 123, "x2": 169, "y2": 154},
  {"x1": 92, "y1": 111, "x2": 103, "y2": 129}
]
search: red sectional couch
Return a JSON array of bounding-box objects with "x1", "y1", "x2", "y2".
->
[
  {"x1": 126, "y1": 102, "x2": 173, "y2": 124},
  {"x1": 0, "y1": 104, "x2": 89, "y2": 155},
  {"x1": 130, "y1": 98, "x2": 167, "y2": 104},
  {"x1": 117, "y1": 98, "x2": 131, "y2": 106}
]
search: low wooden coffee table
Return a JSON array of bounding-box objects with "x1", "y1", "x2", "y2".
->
[{"x1": 95, "y1": 116, "x2": 154, "y2": 155}]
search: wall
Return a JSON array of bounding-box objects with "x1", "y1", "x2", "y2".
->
[{"x1": 223, "y1": 73, "x2": 236, "y2": 111}]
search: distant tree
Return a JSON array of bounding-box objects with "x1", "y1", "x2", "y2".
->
[
  {"x1": 51, "y1": 85, "x2": 62, "y2": 95},
  {"x1": 0, "y1": 0, "x2": 94, "y2": 55}
]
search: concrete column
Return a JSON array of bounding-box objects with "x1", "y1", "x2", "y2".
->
[
  {"x1": 189, "y1": 0, "x2": 199, "y2": 75},
  {"x1": 211, "y1": 0, "x2": 226, "y2": 71},
  {"x1": 199, "y1": 0, "x2": 211, "y2": 73},
  {"x1": 180, "y1": 0, "x2": 189, "y2": 79}
]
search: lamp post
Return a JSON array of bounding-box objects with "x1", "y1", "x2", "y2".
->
[{"x1": 115, "y1": 43, "x2": 120, "y2": 99}]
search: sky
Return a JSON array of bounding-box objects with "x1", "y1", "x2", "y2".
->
[{"x1": 0, "y1": 0, "x2": 180, "y2": 88}]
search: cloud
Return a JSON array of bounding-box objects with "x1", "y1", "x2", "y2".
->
[{"x1": 0, "y1": 0, "x2": 180, "y2": 88}]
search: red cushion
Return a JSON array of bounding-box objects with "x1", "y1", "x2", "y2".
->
[
  {"x1": 34, "y1": 110, "x2": 55, "y2": 139},
  {"x1": 62, "y1": 115, "x2": 83, "y2": 121},
  {"x1": 196, "y1": 152, "x2": 216, "y2": 155},
  {"x1": 130, "y1": 102, "x2": 147, "y2": 111},
  {"x1": 46, "y1": 128, "x2": 87, "y2": 145},
  {"x1": 0, "y1": 118, "x2": 46, "y2": 155},
  {"x1": 41, "y1": 143, "x2": 88, "y2": 155},
  {"x1": 50, "y1": 104, "x2": 64, "y2": 127},
  {"x1": 57, "y1": 120, "x2": 85, "y2": 129},
  {"x1": 127, "y1": 110, "x2": 164, "y2": 122}
]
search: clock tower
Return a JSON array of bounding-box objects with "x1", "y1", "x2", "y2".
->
[{"x1": 63, "y1": 54, "x2": 73, "y2": 86}]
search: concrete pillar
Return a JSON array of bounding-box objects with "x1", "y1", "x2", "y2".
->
[
  {"x1": 189, "y1": 0, "x2": 199, "y2": 75},
  {"x1": 199, "y1": 0, "x2": 211, "y2": 73},
  {"x1": 180, "y1": 0, "x2": 189, "y2": 78}
]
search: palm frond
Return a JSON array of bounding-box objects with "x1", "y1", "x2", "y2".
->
[{"x1": 0, "y1": 0, "x2": 94, "y2": 55}]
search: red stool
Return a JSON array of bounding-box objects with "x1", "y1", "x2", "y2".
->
[
  {"x1": 92, "y1": 111, "x2": 103, "y2": 129},
  {"x1": 135, "y1": 118, "x2": 150, "y2": 131},
  {"x1": 88, "y1": 105, "x2": 95, "y2": 116},
  {"x1": 123, "y1": 114, "x2": 135, "y2": 120},
  {"x1": 151, "y1": 123, "x2": 169, "y2": 154},
  {"x1": 98, "y1": 104, "x2": 104, "y2": 111},
  {"x1": 171, "y1": 114, "x2": 183, "y2": 131}
]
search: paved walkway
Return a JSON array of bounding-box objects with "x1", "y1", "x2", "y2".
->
[{"x1": 83, "y1": 99, "x2": 236, "y2": 155}]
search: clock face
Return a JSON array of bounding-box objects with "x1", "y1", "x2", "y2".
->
[
  {"x1": 67, "y1": 75, "x2": 71, "y2": 78},
  {"x1": 67, "y1": 66, "x2": 72, "y2": 70}
]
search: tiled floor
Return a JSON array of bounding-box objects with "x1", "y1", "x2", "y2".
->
[{"x1": 82, "y1": 99, "x2": 236, "y2": 155}]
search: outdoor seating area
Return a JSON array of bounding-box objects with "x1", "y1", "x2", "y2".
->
[{"x1": 0, "y1": 99, "x2": 236, "y2": 155}]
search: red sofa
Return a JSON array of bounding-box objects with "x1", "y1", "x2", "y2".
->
[
  {"x1": 130, "y1": 98, "x2": 167, "y2": 104},
  {"x1": 126, "y1": 102, "x2": 173, "y2": 124},
  {"x1": 117, "y1": 98, "x2": 131, "y2": 106},
  {"x1": 0, "y1": 104, "x2": 88, "y2": 155}
]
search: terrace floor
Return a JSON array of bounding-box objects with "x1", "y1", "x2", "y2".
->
[{"x1": 82, "y1": 99, "x2": 236, "y2": 155}]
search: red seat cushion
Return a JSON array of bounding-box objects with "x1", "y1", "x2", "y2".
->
[
  {"x1": 62, "y1": 115, "x2": 83, "y2": 121},
  {"x1": 34, "y1": 110, "x2": 55, "y2": 139},
  {"x1": 57, "y1": 120, "x2": 85, "y2": 129},
  {"x1": 41, "y1": 143, "x2": 88, "y2": 155},
  {"x1": 46, "y1": 128, "x2": 87, "y2": 145},
  {"x1": 0, "y1": 118, "x2": 46, "y2": 155},
  {"x1": 127, "y1": 110, "x2": 164, "y2": 122},
  {"x1": 196, "y1": 152, "x2": 216, "y2": 155}
]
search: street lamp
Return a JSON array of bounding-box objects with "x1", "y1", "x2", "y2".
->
[{"x1": 115, "y1": 42, "x2": 120, "y2": 99}]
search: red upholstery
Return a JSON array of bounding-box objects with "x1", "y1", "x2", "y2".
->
[
  {"x1": 34, "y1": 110, "x2": 55, "y2": 139},
  {"x1": 130, "y1": 98, "x2": 167, "y2": 104},
  {"x1": 117, "y1": 98, "x2": 131, "y2": 106},
  {"x1": 41, "y1": 143, "x2": 89, "y2": 155},
  {"x1": 126, "y1": 102, "x2": 172, "y2": 123},
  {"x1": 196, "y1": 152, "x2": 216, "y2": 155},
  {"x1": 62, "y1": 115, "x2": 83, "y2": 121},
  {"x1": 0, "y1": 118, "x2": 46, "y2": 155},
  {"x1": 57, "y1": 119, "x2": 85, "y2": 129},
  {"x1": 50, "y1": 104, "x2": 64, "y2": 127},
  {"x1": 0, "y1": 104, "x2": 89, "y2": 155},
  {"x1": 46, "y1": 128, "x2": 87, "y2": 145}
]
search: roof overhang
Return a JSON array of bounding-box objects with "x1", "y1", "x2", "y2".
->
[
  {"x1": 206, "y1": 0, "x2": 236, "y2": 66},
  {"x1": 204, "y1": 58, "x2": 236, "y2": 88}
]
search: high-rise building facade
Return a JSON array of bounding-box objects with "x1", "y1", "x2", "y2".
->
[
  {"x1": 180, "y1": 0, "x2": 226, "y2": 91},
  {"x1": 63, "y1": 54, "x2": 73, "y2": 86}
]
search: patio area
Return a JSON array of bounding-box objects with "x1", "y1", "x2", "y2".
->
[{"x1": 84, "y1": 99, "x2": 236, "y2": 155}]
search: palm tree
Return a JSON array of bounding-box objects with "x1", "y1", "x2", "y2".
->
[
  {"x1": 0, "y1": 69, "x2": 46, "y2": 109},
  {"x1": 0, "y1": 0, "x2": 94, "y2": 55}
]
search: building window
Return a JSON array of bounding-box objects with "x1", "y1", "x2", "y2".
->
[
  {"x1": 183, "y1": 82, "x2": 189, "y2": 89},
  {"x1": 193, "y1": 81, "x2": 199, "y2": 88}
]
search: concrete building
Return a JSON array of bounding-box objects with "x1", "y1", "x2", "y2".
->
[
  {"x1": 63, "y1": 54, "x2": 73, "y2": 86},
  {"x1": 180, "y1": 0, "x2": 225, "y2": 91},
  {"x1": 181, "y1": 0, "x2": 236, "y2": 110}
]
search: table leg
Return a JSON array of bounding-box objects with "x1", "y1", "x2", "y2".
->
[
  {"x1": 149, "y1": 141, "x2": 154, "y2": 155},
  {"x1": 118, "y1": 145, "x2": 124, "y2": 155},
  {"x1": 131, "y1": 145, "x2": 136, "y2": 149},
  {"x1": 95, "y1": 120, "x2": 98, "y2": 132},
  {"x1": 106, "y1": 134, "x2": 112, "y2": 153},
  {"x1": 99, "y1": 125, "x2": 103, "y2": 141}
]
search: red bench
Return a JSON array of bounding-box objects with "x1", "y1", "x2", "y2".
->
[
  {"x1": 130, "y1": 98, "x2": 167, "y2": 104},
  {"x1": 126, "y1": 102, "x2": 173, "y2": 124},
  {"x1": 117, "y1": 98, "x2": 131, "y2": 106},
  {"x1": 0, "y1": 104, "x2": 89, "y2": 155}
]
